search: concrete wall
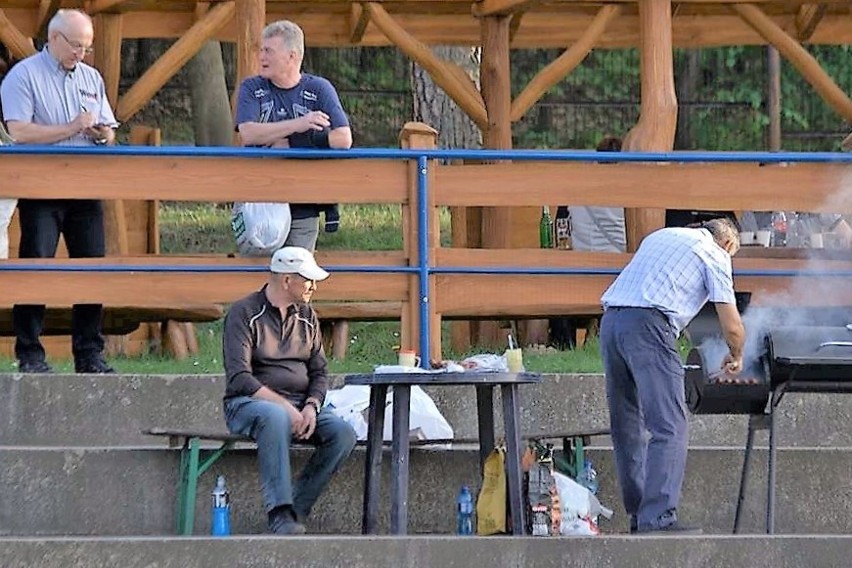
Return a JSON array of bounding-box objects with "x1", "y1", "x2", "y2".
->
[{"x1": 3, "y1": 373, "x2": 852, "y2": 447}]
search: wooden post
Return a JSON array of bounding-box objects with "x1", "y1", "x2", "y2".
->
[
  {"x1": 479, "y1": 15, "x2": 545, "y2": 347},
  {"x1": 399, "y1": 122, "x2": 441, "y2": 361},
  {"x1": 0, "y1": 9, "x2": 37, "y2": 59},
  {"x1": 235, "y1": 0, "x2": 264, "y2": 95},
  {"x1": 93, "y1": 12, "x2": 128, "y2": 257},
  {"x1": 622, "y1": 0, "x2": 677, "y2": 251}
]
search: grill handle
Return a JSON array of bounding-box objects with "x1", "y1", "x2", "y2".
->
[{"x1": 816, "y1": 341, "x2": 852, "y2": 351}]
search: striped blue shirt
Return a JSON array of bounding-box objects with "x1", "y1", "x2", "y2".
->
[
  {"x1": 0, "y1": 47, "x2": 117, "y2": 146},
  {"x1": 601, "y1": 227, "x2": 736, "y2": 333}
]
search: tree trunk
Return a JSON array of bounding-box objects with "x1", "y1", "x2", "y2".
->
[
  {"x1": 411, "y1": 46, "x2": 482, "y2": 352},
  {"x1": 411, "y1": 46, "x2": 482, "y2": 149},
  {"x1": 187, "y1": 41, "x2": 233, "y2": 146}
]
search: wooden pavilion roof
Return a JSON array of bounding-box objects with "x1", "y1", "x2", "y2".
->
[{"x1": 2, "y1": 1, "x2": 852, "y2": 48}]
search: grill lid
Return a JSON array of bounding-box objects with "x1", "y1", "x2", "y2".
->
[{"x1": 767, "y1": 326, "x2": 852, "y2": 366}]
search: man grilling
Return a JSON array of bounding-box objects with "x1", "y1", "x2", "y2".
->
[{"x1": 599, "y1": 217, "x2": 746, "y2": 534}]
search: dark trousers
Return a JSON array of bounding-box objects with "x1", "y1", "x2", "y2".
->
[
  {"x1": 599, "y1": 307, "x2": 688, "y2": 531},
  {"x1": 13, "y1": 199, "x2": 106, "y2": 363}
]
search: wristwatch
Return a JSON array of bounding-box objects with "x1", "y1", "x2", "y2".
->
[{"x1": 305, "y1": 400, "x2": 320, "y2": 414}]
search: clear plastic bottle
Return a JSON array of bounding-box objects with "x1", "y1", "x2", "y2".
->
[
  {"x1": 456, "y1": 485, "x2": 474, "y2": 535},
  {"x1": 578, "y1": 460, "x2": 599, "y2": 495},
  {"x1": 771, "y1": 211, "x2": 787, "y2": 247},
  {"x1": 211, "y1": 475, "x2": 231, "y2": 537}
]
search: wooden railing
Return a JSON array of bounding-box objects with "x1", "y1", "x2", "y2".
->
[{"x1": 2, "y1": 122, "x2": 852, "y2": 359}]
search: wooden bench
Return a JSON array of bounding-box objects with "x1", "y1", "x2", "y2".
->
[{"x1": 143, "y1": 425, "x2": 610, "y2": 536}]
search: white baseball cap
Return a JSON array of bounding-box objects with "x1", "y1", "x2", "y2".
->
[{"x1": 270, "y1": 247, "x2": 329, "y2": 281}]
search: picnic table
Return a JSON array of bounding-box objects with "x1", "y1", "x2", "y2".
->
[{"x1": 344, "y1": 371, "x2": 542, "y2": 535}]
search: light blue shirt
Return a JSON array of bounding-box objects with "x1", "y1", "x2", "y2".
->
[
  {"x1": 601, "y1": 227, "x2": 736, "y2": 333},
  {"x1": 0, "y1": 47, "x2": 117, "y2": 146}
]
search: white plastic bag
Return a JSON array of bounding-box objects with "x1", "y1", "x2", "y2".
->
[
  {"x1": 231, "y1": 201, "x2": 291, "y2": 257},
  {"x1": 383, "y1": 386, "x2": 454, "y2": 441},
  {"x1": 553, "y1": 471, "x2": 613, "y2": 536},
  {"x1": 324, "y1": 384, "x2": 454, "y2": 442}
]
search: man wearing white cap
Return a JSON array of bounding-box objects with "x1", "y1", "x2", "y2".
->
[{"x1": 222, "y1": 246, "x2": 356, "y2": 535}]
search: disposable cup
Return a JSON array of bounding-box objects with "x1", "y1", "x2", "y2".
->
[
  {"x1": 505, "y1": 348, "x2": 524, "y2": 373},
  {"x1": 739, "y1": 231, "x2": 754, "y2": 246},
  {"x1": 808, "y1": 233, "x2": 824, "y2": 249},
  {"x1": 398, "y1": 349, "x2": 420, "y2": 368}
]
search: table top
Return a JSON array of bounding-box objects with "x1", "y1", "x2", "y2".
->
[{"x1": 344, "y1": 372, "x2": 542, "y2": 386}]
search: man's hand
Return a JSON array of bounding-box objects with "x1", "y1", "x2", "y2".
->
[
  {"x1": 84, "y1": 124, "x2": 113, "y2": 144},
  {"x1": 72, "y1": 111, "x2": 97, "y2": 133},
  {"x1": 295, "y1": 403, "x2": 318, "y2": 440},
  {"x1": 286, "y1": 403, "x2": 305, "y2": 435},
  {"x1": 297, "y1": 111, "x2": 331, "y2": 133},
  {"x1": 721, "y1": 352, "x2": 744, "y2": 375}
]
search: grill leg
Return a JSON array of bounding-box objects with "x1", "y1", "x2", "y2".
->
[
  {"x1": 733, "y1": 415, "x2": 760, "y2": 534},
  {"x1": 767, "y1": 392, "x2": 780, "y2": 535}
]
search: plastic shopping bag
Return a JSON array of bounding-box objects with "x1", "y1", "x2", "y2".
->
[
  {"x1": 383, "y1": 386, "x2": 454, "y2": 441},
  {"x1": 552, "y1": 471, "x2": 613, "y2": 536},
  {"x1": 231, "y1": 202, "x2": 291, "y2": 257},
  {"x1": 476, "y1": 446, "x2": 507, "y2": 535}
]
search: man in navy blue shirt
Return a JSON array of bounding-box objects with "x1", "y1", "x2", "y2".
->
[{"x1": 234, "y1": 20, "x2": 352, "y2": 251}]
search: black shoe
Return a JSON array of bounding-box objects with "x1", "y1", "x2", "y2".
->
[
  {"x1": 75, "y1": 358, "x2": 115, "y2": 374},
  {"x1": 637, "y1": 522, "x2": 703, "y2": 535},
  {"x1": 268, "y1": 506, "x2": 306, "y2": 535},
  {"x1": 18, "y1": 359, "x2": 53, "y2": 374}
]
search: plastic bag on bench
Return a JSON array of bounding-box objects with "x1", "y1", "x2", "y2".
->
[
  {"x1": 231, "y1": 202, "x2": 291, "y2": 257},
  {"x1": 324, "y1": 385, "x2": 454, "y2": 442}
]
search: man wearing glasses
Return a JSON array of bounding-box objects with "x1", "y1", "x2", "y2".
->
[
  {"x1": 0, "y1": 9, "x2": 119, "y2": 374},
  {"x1": 222, "y1": 247, "x2": 356, "y2": 535}
]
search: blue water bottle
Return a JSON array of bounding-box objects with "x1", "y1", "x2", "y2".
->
[
  {"x1": 211, "y1": 475, "x2": 231, "y2": 537},
  {"x1": 579, "y1": 460, "x2": 599, "y2": 496},
  {"x1": 456, "y1": 485, "x2": 474, "y2": 535}
]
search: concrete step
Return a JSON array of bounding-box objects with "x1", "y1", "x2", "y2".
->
[
  {"x1": 2, "y1": 372, "x2": 852, "y2": 448},
  {"x1": 3, "y1": 535, "x2": 852, "y2": 568},
  {"x1": 0, "y1": 446, "x2": 848, "y2": 536}
]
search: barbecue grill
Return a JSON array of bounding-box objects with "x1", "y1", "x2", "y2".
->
[{"x1": 683, "y1": 301, "x2": 852, "y2": 534}]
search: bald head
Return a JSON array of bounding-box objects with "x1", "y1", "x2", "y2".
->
[{"x1": 47, "y1": 9, "x2": 93, "y2": 36}]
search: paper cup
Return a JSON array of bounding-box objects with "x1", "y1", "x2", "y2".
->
[
  {"x1": 739, "y1": 231, "x2": 754, "y2": 246},
  {"x1": 398, "y1": 349, "x2": 420, "y2": 368},
  {"x1": 808, "y1": 233, "x2": 824, "y2": 249}
]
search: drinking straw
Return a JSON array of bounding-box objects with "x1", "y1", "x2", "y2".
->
[{"x1": 507, "y1": 334, "x2": 515, "y2": 350}]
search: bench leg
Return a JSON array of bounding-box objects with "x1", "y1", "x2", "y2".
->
[
  {"x1": 177, "y1": 437, "x2": 201, "y2": 535},
  {"x1": 331, "y1": 320, "x2": 349, "y2": 360},
  {"x1": 163, "y1": 320, "x2": 189, "y2": 360}
]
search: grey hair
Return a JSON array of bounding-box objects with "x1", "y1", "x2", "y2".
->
[
  {"x1": 702, "y1": 217, "x2": 740, "y2": 249},
  {"x1": 263, "y1": 20, "x2": 305, "y2": 59},
  {"x1": 47, "y1": 9, "x2": 93, "y2": 36}
]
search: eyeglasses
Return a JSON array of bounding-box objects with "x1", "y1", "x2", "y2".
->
[{"x1": 57, "y1": 32, "x2": 93, "y2": 55}]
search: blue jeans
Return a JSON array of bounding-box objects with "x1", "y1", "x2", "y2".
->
[
  {"x1": 224, "y1": 396, "x2": 356, "y2": 519},
  {"x1": 599, "y1": 307, "x2": 688, "y2": 531}
]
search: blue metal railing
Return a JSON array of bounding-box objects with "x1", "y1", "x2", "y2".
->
[{"x1": 3, "y1": 145, "x2": 852, "y2": 361}]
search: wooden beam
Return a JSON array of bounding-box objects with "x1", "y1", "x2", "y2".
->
[
  {"x1": 36, "y1": 0, "x2": 60, "y2": 38},
  {"x1": 1, "y1": 155, "x2": 409, "y2": 204},
  {"x1": 0, "y1": 9, "x2": 36, "y2": 59},
  {"x1": 510, "y1": 4, "x2": 621, "y2": 122},
  {"x1": 733, "y1": 3, "x2": 852, "y2": 123},
  {"x1": 349, "y1": 3, "x2": 370, "y2": 44},
  {"x1": 843, "y1": 132, "x2": 852, "y2": 151},
  {"x1": 622, "y1": 0, "x2": 676, "y2": 251},
  {"x1": 365, "y1": 2, "x2": 488, "y2": 129},
  {"x1": 795, "y1": 3, "x2": 827, "y2": 42},
  {"x1": 434, "y1": 161, "x2": 852, "y2": 212},
  {"x1": 86, "y1": 0, "x2": 132, "y2": 16},
  {"x1": 115, "y1": 0, "x2": 235, "y2": 122},
  {"x1": 472, "y1": 0, "x2": 540, "y2": 17}
]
